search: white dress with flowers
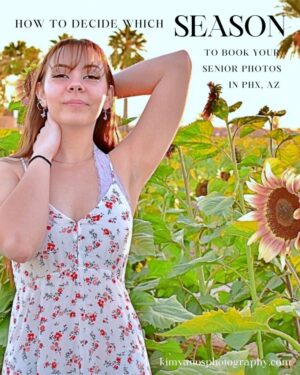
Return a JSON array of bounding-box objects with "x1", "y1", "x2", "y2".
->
[{"x1": 2, "y1": 144, "x2": 152, "y2": 375}]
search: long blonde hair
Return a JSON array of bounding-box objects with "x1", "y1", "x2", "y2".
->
[{"x1": 3, "y1": 38, "x2": 121, "y2": 288}]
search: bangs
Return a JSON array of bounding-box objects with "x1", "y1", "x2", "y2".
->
[{"x1": 48, "y1": 39, "x2": 104, "y2": 71}]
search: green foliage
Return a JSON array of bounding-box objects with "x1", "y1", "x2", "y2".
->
[
  {"x1": 0, "y1": 43, "x2": 299, "y2": 374},
  {"x1": 131, "y1": 84, "x2": 299, "y2": 372},
  {"x1": 156, "y1": 299, "x2": 290, "y2": 337},
  {"x1": 49, "y1": 33, "x2": 74, "y2": 45},
  {"x1": 229, "y1": 116, "x2": 269, "y2": 137},
  {"x1": 212, "y1": 98, "x2": 229, "y2": 121},
  {"x1": 0, "y1": 41, "x2": 41, "y2": 78},
  {"x1": 8, "y1": 100, "x2": 27, "y2": 125},
  {"x1": 228, "y1": 101, "x2": 242, "y2": 113},
  {"x1": 0, "y1": 40, "x2": 41, "y2": 112},
  {"x1": 133, "y1": 294, "x2": 196, "y2": 329},
  {"x1": 0, "y1": 129, "x2": 20, "y2": 156}
]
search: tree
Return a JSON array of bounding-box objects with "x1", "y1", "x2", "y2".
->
[
  {"x1": 0, "y1": 41, "x2": 41, "y2": 113},
  {"x1": 276, "y1": 0, "x2": 300, "y2": 58},
  {"x1": 49, "y1": 33, "x2": 74, "y2": 46},
  {"x1": 108, "y1": 26, "x2": 147, "y2": 129}
]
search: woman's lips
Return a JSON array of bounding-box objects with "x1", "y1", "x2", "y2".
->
[{"x1": 64, "y1": 100, "x2": 88, "y2": 106}]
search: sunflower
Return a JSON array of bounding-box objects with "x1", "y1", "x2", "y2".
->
[{"x1": 239, "y1": 162, "x2": 300, "y2": 268}]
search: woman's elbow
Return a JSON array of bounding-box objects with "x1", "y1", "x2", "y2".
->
[
  {"x1": 1, "y1": 232, "x2": 42, "y2": 263},
  {"x1": 175, "y1": 50, "x2": 192, "y2": 72},
  {"x1": 0, "y1": 238, "x2": 31, "y2": 263}
]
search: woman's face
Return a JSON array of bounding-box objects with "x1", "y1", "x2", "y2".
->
[{"x1": 37, "y1": 46, "x2": 112, "y2": 128}]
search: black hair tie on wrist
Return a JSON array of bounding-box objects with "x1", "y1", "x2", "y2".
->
[{"x1": 28, "y1": 155, "x2": 52, "y2": 167}]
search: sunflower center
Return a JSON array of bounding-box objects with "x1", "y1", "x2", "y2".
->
[
  {"x1": 276, "y1": 198, "x2": 294, "y2": 225},
  {"x1": 267, "y1": 187, "x2": 300, "y2": 240}
]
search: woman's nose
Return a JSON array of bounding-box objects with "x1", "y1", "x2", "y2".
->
[{"x1": 67, "y1": 81, "x2": 85, "y2": 92}]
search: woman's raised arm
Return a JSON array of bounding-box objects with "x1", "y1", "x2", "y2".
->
[{"x1": 112, "y1": 50, "x2": 192, "y2": 193}]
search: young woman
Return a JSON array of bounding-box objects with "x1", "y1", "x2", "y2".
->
[{"x1": 0, "y1": 38, "x2": 191, "y2": 374}]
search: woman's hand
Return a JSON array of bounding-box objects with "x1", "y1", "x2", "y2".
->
[{"x1": 32, "y1": 113, "x2": 62, "y2": 160}]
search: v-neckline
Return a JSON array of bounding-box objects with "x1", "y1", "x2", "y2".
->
[
  {"x1": 49, "y1": 182, "x2": 116, "y2": 224},
  {"x1": 48, "y1": 143, "x2": 104, "y2": 224}
]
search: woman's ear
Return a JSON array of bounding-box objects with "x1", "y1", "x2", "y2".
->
[
  {"x1": 36, "y1": 82, "x2": 47, "y2": 107},
  {"x1": 104, "y1": 85, "x2": 114, "y2": 110}
]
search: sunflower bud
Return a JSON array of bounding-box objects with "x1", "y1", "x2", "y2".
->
[
  {"x1": 235, "y1": 147, "x2": 242, "y2": 163},
  {"x1": 201, "y1": 81, "x2": 222, "y2": 120},
  {"x1": 220, "y1": 171, "x2": 231, "y2": 181},
  {"x1": 195, "y1": 180, "x2": 208, "y2": 196},
  {"x1": 165, "y1": 144, "x2": 176, "y2": 159},
  {"x1": 258, "y1": 106, "x2": 270, "y2": 116}
]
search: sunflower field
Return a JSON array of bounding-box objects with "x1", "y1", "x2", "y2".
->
[{"x1": 1, "y1": 83, "x2": 300, "y2": 374}]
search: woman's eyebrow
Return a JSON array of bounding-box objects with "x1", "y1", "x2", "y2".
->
[
  {"x1": 50, "y1": 63, "x2": 104, "y2": 71},
  {"x1": 50, "y1": 64, "x2": 72, "y2": 70},
  {"x1": 83, "y1": 64, "x2": 103, "y2": 70}
]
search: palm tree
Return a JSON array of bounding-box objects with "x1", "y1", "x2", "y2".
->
[
  {"x1": 108, "y1": 26, "x2": 147, "y2": 131},
  {"x1": 49, "y1": 33, "x2": 74, "y2": 46},
  {"x1": 276, "y1": 0, "x2": 300, "y2": 58}
]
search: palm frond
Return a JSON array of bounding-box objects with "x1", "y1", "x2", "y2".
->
[
  {"x1": 108, "y1": 26, "x2": 147, "y2": 70},
  {"x1": 277, "y1": 33, "x2": 294, "y2": 58},
  {"x1": 276, "y1": 0, "x2": 300, "y2": 18},
  {"x1": 277, "y1": 30, "x2": 300, "y2": 58}
]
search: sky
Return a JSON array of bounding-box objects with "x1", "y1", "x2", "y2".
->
[{"x1": 0, "y1": 0, "x2": 299, "y2": 128}]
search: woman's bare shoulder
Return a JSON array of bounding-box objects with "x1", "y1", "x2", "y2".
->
[{"x1": 0, "y1": 157, "x2": 27, "y2": 180}]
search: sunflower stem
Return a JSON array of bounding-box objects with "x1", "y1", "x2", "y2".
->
[
  {"x1": 285, "y1": 273, "x2": 300, "y2": 343},
  {"x1": 205, "y1": 333, "x2": 214, "y2": 360},
  {"x1": 245, "y1": 244, "x2": 264, "y2": 359},
  {"x1": 178, "y1": 146, "x2": 194, "y2": 219},
  {"x1": 245, "y1": 245, "x2": 259, "y2": 307},
  {"x1": 286, "y1": 258, "x2": 300, "y2": 291},
  {"x1": 268, "y1": 118, "x2": 274, "y2": 157},
  {"x1": 225, "y1": 122, "x2": 246, "y2": 213},
  {"x1": 268, "y1": 327, "x2": 300, "y2": 352},
  {"x1": 225, "y1": 120, "x2": 264, "y2": 359},
  {"x1": 195, "y1": 234, "x2": 214, "y2": 359},
  {"x1": 178, "y1": 146, "x2": 214, "y2": 360}
]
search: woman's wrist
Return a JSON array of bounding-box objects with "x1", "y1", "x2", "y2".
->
[
  {"x1": 31, "y1": 151, "x2": 53, "y2": 161},
  {"x1": 29, "y1": 154, "x2": 52, "y2": 167}
]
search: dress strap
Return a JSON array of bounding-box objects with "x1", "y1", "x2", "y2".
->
[
  {"x1": 107, "y1": 153, "x2": 116, "y2": 183},
  {"x1": 20, "y1": 157, "x2": 28, "y2": 171}
]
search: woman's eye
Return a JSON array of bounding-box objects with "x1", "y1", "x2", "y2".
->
[
  {"x1": 51, "y1": 73, "x2": 101, "y2": 80},
  {"x1": 52, "y1": 74, "x2": 68, "y2": 78},
  {"x1": 84, "y1": 75, "x2": 100, "y2": 80}
]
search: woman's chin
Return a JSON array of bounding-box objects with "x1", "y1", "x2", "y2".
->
[{"x1": 53, "y1": 117, "x2": 96, "y2": 128}]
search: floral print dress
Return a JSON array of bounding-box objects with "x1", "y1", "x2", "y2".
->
[{"x1": 2, "y1": 144, "x2": 152, "y2": 375}]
